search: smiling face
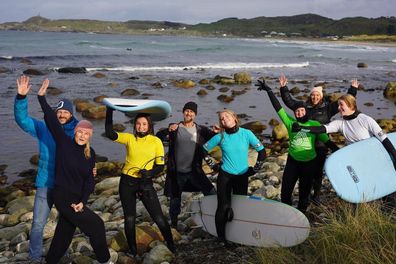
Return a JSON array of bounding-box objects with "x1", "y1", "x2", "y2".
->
[
  {"x1": 183, "y1": 109, "x2": 196, "y2": 123},
  {"x1": 135, "y1": 116, "x2": 149, "y2": 133},
  {"x1": 74, "y1": 128, "x2": 92, "y2": 145},
  {"x1": 219, "y1": 111, "x2": 237, "y2": 129},
  {"x1": 56, "y1": 109, "x2": 72, "y2": 124},
  {"x1": 310, "y1": 91, "x2": 322, "y2": 106},
  {"x1": 338, "y1": 99, "x2": 355, "y2": 116},
  {"x1": 294, "y1": 107, "x2": 306, "y2": 119}
]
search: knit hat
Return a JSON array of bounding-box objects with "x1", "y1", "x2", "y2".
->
[
  {"x1": 310, "y1": 86, "x2": 323, "y2": 98},
  {"x1": 292, "y1": 101, "x2": 307, "y2": 111},
  {"x1": 54, "y1": 99, "x2": 74, "y2": 115},
  {"x1": 74, "y1": 120, "x2": 93, "y2": 135},
  {"x1": 182, "y1": 101, "x2": 198, "y2": 115}
]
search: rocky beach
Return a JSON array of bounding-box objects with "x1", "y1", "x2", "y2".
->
[{"x1": 1, "y1": 31, "x2": 396, "y2": 263}]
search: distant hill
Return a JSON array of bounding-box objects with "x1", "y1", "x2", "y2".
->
[{"x1": 1, "y1": 14, "x2": 395, "y2": 39}]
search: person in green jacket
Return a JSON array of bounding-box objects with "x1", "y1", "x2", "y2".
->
[{"x1": 257, "y1": 78, "x2": 338, "y2": 212}]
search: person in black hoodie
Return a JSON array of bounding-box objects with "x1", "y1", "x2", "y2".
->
[
  {"x1": 279, "y1": 75, "x2": 358, "y2": 203},
  {"x1": 156, "y1": 102, "x2": 216, "y2": 228},
  {"x1": 37, "y1": 79, "x2": 112, "y2": 264}
]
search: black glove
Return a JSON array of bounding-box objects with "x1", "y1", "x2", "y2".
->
[
  {"x1": 139, "y1": 169, "x2": 152, "y2": 179},
  {"x1": 292, "y1": 122, "x2": 302, "y2": 132},
  {"x1": 255, "y1": 79, "x2": 271, "y2": 92},
  {"x1": 253, "y1": 160, "x2": 265, "y2": 173},
  {"x1": 204, "y1": 156, "x2": 218, "y2": 170}
]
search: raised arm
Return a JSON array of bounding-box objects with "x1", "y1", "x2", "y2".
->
[
  {"x1": 14, "y1": 75, "x2": 38, "y2": 137},
  {"x1": 37, "y1": 79, "x2": 65, "y2": 142},
  {"x1": 105, "y1": 107, "x2": 118, "y2": 140},
  {"x1": 279, "y1": 75, "x2": 300, "y2": 111},
  {"x1": 329, "y1": 79, "x2": 359, "y2": 116},
  {"x1": 256, "y1": 79, "x2": 281, "y2": 112}
]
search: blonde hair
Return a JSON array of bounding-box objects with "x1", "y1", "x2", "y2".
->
[
  {"x1": 84, "y1": 141, "x2": 91, "y2": 159},
  {"x1": 338, "y1": 94, "x2": 357, "y2": 111},
  {"x1": 218, "y1": 109, "x2": 240, "y2": 132}
]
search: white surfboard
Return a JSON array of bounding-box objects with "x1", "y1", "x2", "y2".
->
[
  {"x1": 190, "y1": 195, "x2": 310, "y2": 247},
  {"x1": 324, "y1": 132, "x2": 396, "y2": 203},
  {"x1": 102, "y1": 98, "x2": 171, "y2": 121}
]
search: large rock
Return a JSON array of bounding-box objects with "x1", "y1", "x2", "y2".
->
[
  {"x1": 0, "y1": 222, "x2": 29, "y2": 240},
  {"x1": 57, "y1": 67, "x2": 87, "y2": 73},
  {"x1": 23, "y1": 68, "x2": 45, "y2": 75},
  {"x1": 272, "y1": 123, "x2": 288, "y2": 140},
  {"x1": 217, "y1": 94, "x2": 234, "y2": 103},
  {"x1": 173, "y1": 79, "x2": 196, "y2": 88},
  {"x1": 82, "y1": 105, "x2": 106, "y2": 119},
  {"x1": 241, "y1": 121, "x2": 267, "y2": 134},
  {"x1": 384, "y1": 82, "x2": 396, "y2": 98},
  {"x1": 121, "y1": 89, "x2": 140, "y2": 96},
  {"x1": 142, "y1": 244, "x2": 174, "y2": 264},
  {"x1": 95, "y1": 177, "x2": 120, "y2": 194},
  {"x1": 74, "y1": 99, "x2": 95, "y2": 112},
  {"x1": 6, "y1": 196, "x2": 34, "y2": 214},
  {"x1": 234, "y1": 72, "x2": 252, "y2": 84},
  {"x1": 212, "y1": 75, "x2": 235, "y2": 85}
]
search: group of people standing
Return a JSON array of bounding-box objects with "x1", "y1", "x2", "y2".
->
[{"x1": 14, "y1": 74, "x2": 396, "y2": 263}]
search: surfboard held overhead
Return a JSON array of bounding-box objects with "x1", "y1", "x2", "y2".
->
[{"x1": 103, "y1": 98, "x2": 171, "y2": 121}]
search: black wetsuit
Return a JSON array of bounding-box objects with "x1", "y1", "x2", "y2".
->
[
  {"x1": 105, "y1": 108, "x2": 174, "y2": 254},
  {"x1": 38, "y1": 95, "x2": 110, "y2": 264}
]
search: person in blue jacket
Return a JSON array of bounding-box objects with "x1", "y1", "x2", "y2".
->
[{"x1": 14, "y1": 75, "x2": 78, "y2": 263}]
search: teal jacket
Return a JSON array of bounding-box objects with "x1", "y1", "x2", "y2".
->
[{"x1": 14, "y1": 95, "x2": 78, "y2": 187}]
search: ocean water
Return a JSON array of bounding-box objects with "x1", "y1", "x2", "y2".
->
[{"x1": 1, "y1": 31, "x2": 396, "y2": 183}]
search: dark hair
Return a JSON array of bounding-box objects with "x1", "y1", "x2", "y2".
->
[{"x1": 133, "y1": 113, "x2": 154, "y2": 136}]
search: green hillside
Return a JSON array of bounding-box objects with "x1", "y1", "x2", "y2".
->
[{"x1": 1, "y1": 14, "x2": 395, "y2": 40}]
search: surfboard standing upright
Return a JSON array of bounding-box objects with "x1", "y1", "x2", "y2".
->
[
  {"x1": 191, "y1": 195, "x2": 310, "y2": 247},
  {"x1": 103, "y1": 98, "x2": 171, "y2": 121},
  {"x1": 324, "y1": 132, "x2": 396, "y2": 203}
]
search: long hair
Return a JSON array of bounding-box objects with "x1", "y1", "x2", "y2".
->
[
  {"x1": 338, "y1": 94, "x2": 357, "y2": 111},
  {"x1": 133, "y1": 113, "x2": 154, "y2": 137},
  {"x1": 218, "y1": 109, "x2": 239, "y2": 141},
  {"x1": 84, "y1": 141, "x2": 91, "y2": 159}
]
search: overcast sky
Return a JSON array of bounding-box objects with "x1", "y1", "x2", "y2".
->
[{"x1": 1, "y1": 0, "x2": 395, "y2": 24}]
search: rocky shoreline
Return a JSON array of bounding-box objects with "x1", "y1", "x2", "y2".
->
[{"x1": 1, "y1": 68, "x2": 396, "y2": 263}]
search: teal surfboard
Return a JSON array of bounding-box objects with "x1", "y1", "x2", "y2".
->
[
  {"x1": 102, "y1": 98, "x2": 171, "y2": 121},
  {"x1": 324, "y1": 132, "x2": 396, "y2": 203}
]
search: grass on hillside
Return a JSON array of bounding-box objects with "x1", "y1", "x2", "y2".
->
[
  {"x1": 253, "y1": 201, "x2": 396, "y2": 264},
  {"x1": 343, "y1": 35, "x2": 396, "y2": 42}
]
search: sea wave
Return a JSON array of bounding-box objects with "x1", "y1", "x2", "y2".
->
[
  {"x1": 0, "y1": 55, "x2": 13, "y2": 60},
  {"x1": 87, "y1": 62, "x2": 310, "y2": 72},
  {"x1": 392, "y1": 59, "x2": 396, "y2": 63}
]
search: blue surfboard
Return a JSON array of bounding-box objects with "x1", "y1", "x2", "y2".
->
[
  {"x1": 324, "y1": 132, "x2": 396, "y2": 203},
  {"x1": 102, "y1": 98, "x2": 171, "y2": 121}
]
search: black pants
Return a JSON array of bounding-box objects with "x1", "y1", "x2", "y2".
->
[
  {"x1": 215, "y1": 169, "x2": 248, "y2": 241},
  {"x1": 281, "y1": 155, "x2": 317, "y2": 212},
  {"x1": 119, "y1": 174, "x2": 174, "y2": 255},
  {"x1": 169, "y1": 171, "x2": 215, "y2": 222},
  {"x1": 312, "y1": 148, "x2": 327, "y2": 197},
  {"x1": 46, "y1": 187, "x2": 110, "y2": 264}
]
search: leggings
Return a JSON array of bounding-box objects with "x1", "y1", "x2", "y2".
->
[
  {"x1": 46, "y1": 187, "x2": 110, "y2": 264},
  {"x1": 311, "y1": 147, "x2": 327, "y2": 196},
  {"x1": 119, "y1": 174, "x2": 174, "y2": 255},
  {"x1": 281, "y1": 155, "x2": 318, "y2": 212},
  {"x1": 215, "y1": 169, "x2": 248, "y2": 241}
]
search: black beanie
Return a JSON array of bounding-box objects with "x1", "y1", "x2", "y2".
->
[
  {"x1": 182, "y1": 101, "x2": 198, "y2": 114},
  {"x1": 292, "y1": 101, "x2": 307, "y2": 111}
]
